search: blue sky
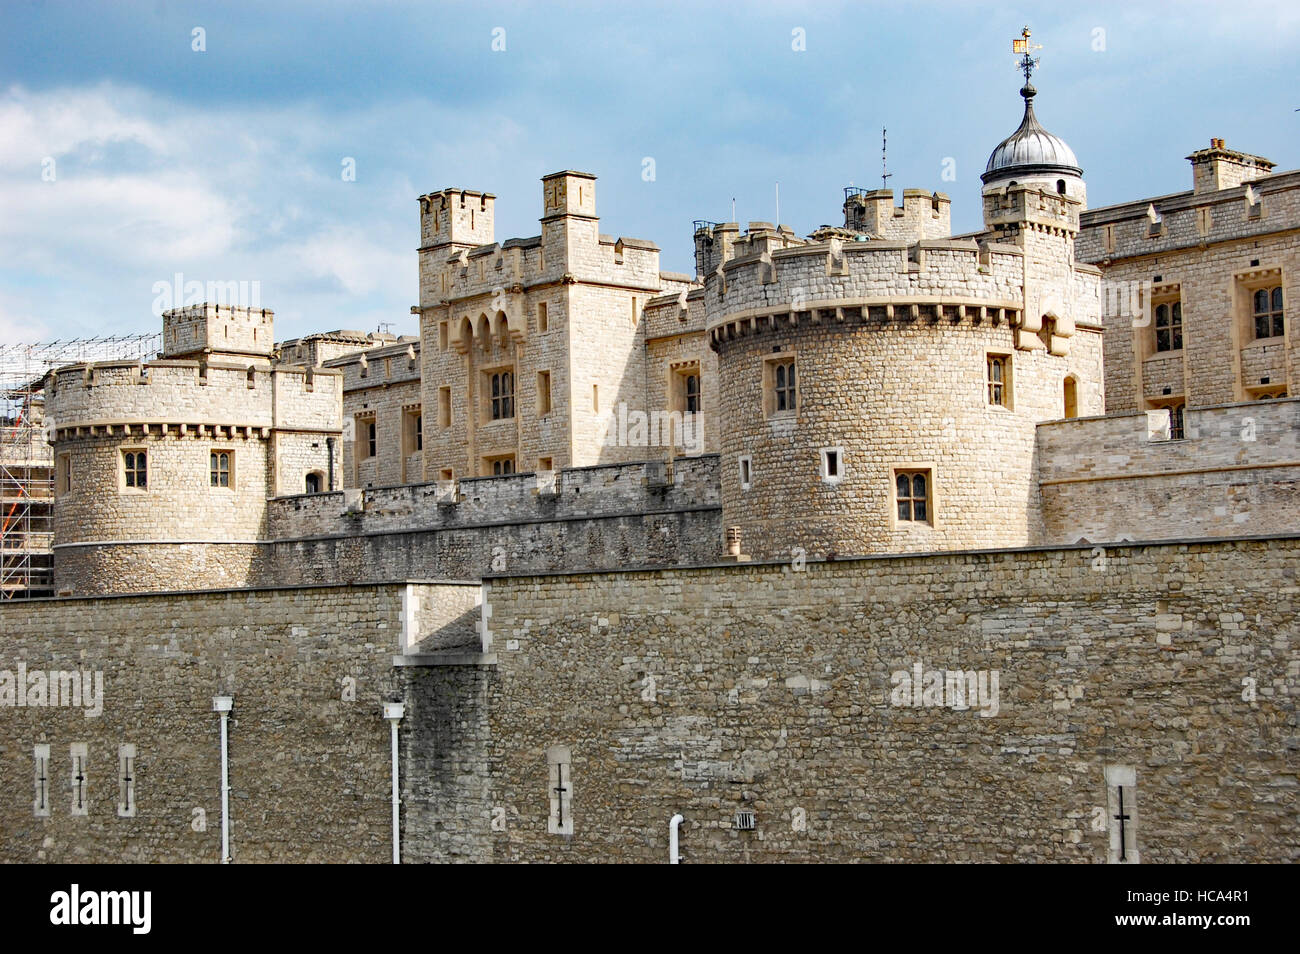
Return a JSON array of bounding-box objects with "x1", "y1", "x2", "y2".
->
[{"x1": 2, "y1": 0, "x2": 1298, "y2": 343}]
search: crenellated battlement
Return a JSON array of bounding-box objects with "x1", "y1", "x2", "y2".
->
[
  {"x1": 843, "y1": 188, "x2": 952, "y2": 241},
  {"x1": 692, "y1": 221, "x2": 804, "y2": 278},
  {"x1": 162, "y1": 303, "x2": 274, "y2": 361},
  {"x1": 418, "y1": 188, "x2": 496, "y2": 251},
  {"x1": 702, "y1": 237, "x2": 1034, "y2": 337},
  {"x1": 982, "y1": 181, "x2": 1081, "y2": 236},
  {"x1": 46, "y1": 359, "x2": 342, "y2": 436},
  {"x1": 417, "y1": 172, "x2": 664, "y2": 331}
]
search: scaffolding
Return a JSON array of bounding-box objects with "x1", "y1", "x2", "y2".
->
[{"x1": 0, "y1": 334, "x2": 161, "y2": 599}]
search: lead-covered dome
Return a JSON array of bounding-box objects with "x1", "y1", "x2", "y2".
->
[{"x1": 982, "y1": 84, "x2": 1082, "y2": 181}]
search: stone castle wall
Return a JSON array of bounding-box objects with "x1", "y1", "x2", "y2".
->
[
  {"x1": 1038, "y1": 398, "x2": 1300, "y2": 543},
  {"x1": 0, "y1": 581, "x2": 476, "y2": 863},
  {"x1": 8, "y1": 538, "x2": 1294, "y2": 863},
  {"x1": 414, "y1": 536, "x2": 1298, "y2": 862},
  {"x1": 53, "y1": 457, "x2": 722, "y2": 595},
  {"x1": 266, "y1": 454, "x2": 719, "y2": 538},
  {"x1": 260, "y1": 456, "x2": 723, "y2": 585}
]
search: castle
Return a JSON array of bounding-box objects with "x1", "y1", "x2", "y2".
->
[{"x1": 2, "y1": 63, "x2": 1297, "y2": 863}]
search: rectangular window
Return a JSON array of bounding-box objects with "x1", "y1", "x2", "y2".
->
[
  {"x1": 547, "y1": 745, "x2": 573, "y2": 836},
  {"x1": 1105, "y1": 766, "x2": 1139, "y2": 864},
  {"x1": 592, "y1": 384, "x2": 599, "y2": 413},
  {"x1": 70, "y1": 742, "x2": 88, "y2": 817},
  {"x1": 118, "y1": 744, "x2": 137, "y2": 818},
  {"x1": 438, "y1": 387, "x2": 452, "y2": 429},
  {"x1": 631, "y1": 296, "x2": 638, "y2": 326},
  {"x1": 739, "y1": 455, "x2": 752, "y2": 490},
  {"x1": 1169, "y1": 403, "x2": 1185, "y2": 441},
  {"x1": 538, "y1": 456, "x2": 554, "y2": 472},
  {"x1": 122, "y1": 449, "x2": 147, "y2": 490},
  {"x1": 56, "y1": 453, "x2": 72, "y2": 495},
  {"x1": 403, "y1": 407, "x2": 422, "y2": 456},
  {"x1": 210, "y1": 450, "x2": 233, "y2": 488},
  {"x1": 987, "y1": 354, "x2": 1011, "y2": 407},
  {"x1": 895, "y1": 469, "x2": 932, "y2": 523},
  {"x1": 538, "y1": 302, "x2": 549, "y2": 333},
  {"x1": 1253, "y1": 285, "x2": 1284, "y2": 339},
  {"x1": 439, "y1": 321, "x2": 449, "y2": 351},
  {"x1": 1147, "y1": 403, "x2": 1185, "y2": 442},
  {"x1": 487, "y1": 370, "x2": 515, "y2": 421},
  {"x1": 820, "y1": 447, "x2": 844, "y2": 483},
  {"x1": 765, "y1": 356, "x2": 797, "y2": 416},
  {"x1": 439, "y1": 468, "x2": 454, "y2": 481},
  {"x1": 355, "y1": 418, "x2": 377, "y2": 460},
  {"x1": 1153, "y1": 301, "x2": 1183, "y2": 352},
  {"x1": 674, "y1": 366, "x2": 702, "y2": 415},
  {"x1": 537, "y1": 371, "x2": 552, "y2": 416},
  {"x1": 34, "y1": 744, "x2": 50, "y2": 818}
]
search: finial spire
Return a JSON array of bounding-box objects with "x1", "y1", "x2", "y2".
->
[{"x1": 1012, "y1": 25, "x2": 1042, "y2": 92}]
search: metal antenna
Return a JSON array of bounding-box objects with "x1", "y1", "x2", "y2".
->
[{"x1": 881, "y1": 128, "x2": 892, "y2": 190}]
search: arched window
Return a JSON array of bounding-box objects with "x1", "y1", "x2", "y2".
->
[
  {"x1": 774, "y1": 361, "x2": 795, "y2": 411},
  {"x1": 305, "y1": 472, "x2": 323, "y2": 494},
  {"x1": 1063, "y1": 376, "x2": 1078, "y2": 419},
  {"x1": 123, "y1": 450, "x2": 147, "y2": 489},
  {"x1": 1057, "y1": 179, "x2": 1067, "y2": 195},
  {"x1": 896, "y1": 471, "x2": 929, "y2": 522},
  {"x1": 1254, "y1": 287, "x2": 1284, "y2": 339}
]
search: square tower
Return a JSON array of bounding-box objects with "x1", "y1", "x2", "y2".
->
[
  {"x1": 541, "y1": 171, "x2": 597, "y2": 219},
  {"x1": 162, "y1": 303, "x2": 274, "y2": 361},
  {"x1": 540, "y1": 171, "x2": 598, "y2": 272},
  {"x1": 418, "y1": 188, "x2": 496, "y2": 252}
]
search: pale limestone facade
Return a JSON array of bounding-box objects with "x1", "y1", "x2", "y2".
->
[
  {"x1": 12, "y1": 74, "x2": 1300, "y2": 866},
  {"x1": 1078, "y1": 140, "x2": 1297, "y2": 414},
  {"x1": 46, "y1": 304, "x2": 343, "y2": 594},
  {"x1": 416, "y1": 174, "x2": 698, "y2": 480},
  {"x1": 703, "y1": 184, "x2": 1103, "y2": 560},
  {"x1": 326, "y1": 337, "x2": 423, "y2": 488}
]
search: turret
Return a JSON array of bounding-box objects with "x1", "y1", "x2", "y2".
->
[
  {"x1": 162, "y1": 303, "x2": 274, "y2": 362},
  {"x1": 843, "y1": 188, "x2": 951, "y2": 241},
  {"x1": 418, "y1": 188, "x2": 496, "y2": 251}
]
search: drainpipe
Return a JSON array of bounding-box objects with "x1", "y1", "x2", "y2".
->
[
  {"x1": 383, "y1": 702, "x2": 405, "y2": 864},
  {"x1": 212, "y1": 695, "x2": 233, "y2": 864},
  {"x1": 669, "y1": 813, "x2": 684, "y2": 864}
]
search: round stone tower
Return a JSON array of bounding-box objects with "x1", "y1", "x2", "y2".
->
[
  {"x1": 46, "y1": 304, "x2": 344, "y2": 595},
  {"x1": 704, "y1": 123, "x2": 1102, "y2": 562}
]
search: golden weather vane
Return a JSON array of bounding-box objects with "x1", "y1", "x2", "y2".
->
[{"x1": 1012, "y1": 25, "x2": 1043, "y2": 85}]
